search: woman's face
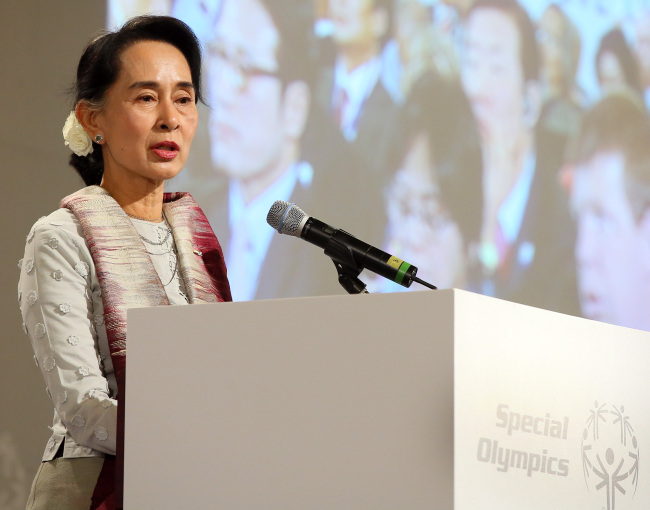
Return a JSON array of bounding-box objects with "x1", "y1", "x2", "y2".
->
[
  {"x1": 461, "y1": 8, "x2": 526, "y2": 137},
  {"x1": 385, "y1": 133, "x2": 466, "y2": 289},
  {"x1": 94, "y1": 40, "x2": 199, "y2": 186},
  {"x1": 598, "y1": 50, "x2": 627, "y2": 95}
]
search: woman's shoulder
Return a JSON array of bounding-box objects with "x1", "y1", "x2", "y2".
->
[
  {"x1": 28, "y1": 208, "x2": 88, "y2": 251},
  {"x1": 19, "y1": 208, "x2": 94, "y2": 307}
]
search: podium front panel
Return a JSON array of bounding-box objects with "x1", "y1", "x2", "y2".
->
[{"x1": 124, "y1": 291, "x2": 455, "y2": 509}]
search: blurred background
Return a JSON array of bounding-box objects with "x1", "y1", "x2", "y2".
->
[{"x1": 5, "y1": 1, "x2": 650, "y2": 507}]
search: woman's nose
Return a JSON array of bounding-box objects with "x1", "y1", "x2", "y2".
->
[{"x1": 157, "y1": 99, "x2": 180, "y2": 131}]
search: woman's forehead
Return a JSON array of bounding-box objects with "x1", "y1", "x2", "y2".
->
[{"x1": 117, "y1": 41, "x2": 192, "y2": 83}]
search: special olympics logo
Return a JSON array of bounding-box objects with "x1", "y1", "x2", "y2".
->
[{"x1": 581, "y1": 402, "x2": 639, "y2": 510}]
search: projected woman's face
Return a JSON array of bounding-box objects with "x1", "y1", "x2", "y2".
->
[
  {"x1": 597, "y1": 51, "x2": 627, "y2": 95},
  {"x1": 572, "y1": 151, "x2": 650, "y2": 329},
  {"x1": 206, "y1": 0, "x2": 286, "y2": 181},
  {"x1": 461, "y1": 8, "x2": 526, "y2": 137},
  {"x1": 92, "y1": 41, "x2": 198, "y2": 185},
  {"x1": 385, "y1": 133, "x2": 465, "y2": 289}
]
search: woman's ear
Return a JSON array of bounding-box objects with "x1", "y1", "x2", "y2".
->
[{"x1": 75, "y1": 101, "x2": 102, "y2": 141}]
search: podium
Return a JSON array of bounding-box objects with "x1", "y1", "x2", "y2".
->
[{"x1": 124, "y1": 289, "x2": 650, "y2": 509}]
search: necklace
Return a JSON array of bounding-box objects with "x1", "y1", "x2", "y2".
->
[
  {"x1": 136, "y1": 212, "x2": 172, "y2": 246},
  {"x1": 141, "y1": 234, "x2": 179, "y2": 287},
  {"x1": 138, "y1": 226, "x2": 172, "y2": 246},
  {"x1": 131, "y1": 216, "x2": 181, "y2": 289},
  {"x1": 161, "y1": 256, "x2": 179, "y2": 287}
]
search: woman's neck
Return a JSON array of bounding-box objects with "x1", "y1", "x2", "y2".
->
[{"x1": 100, "y1": 173, "x2": 165, "y2": 222}]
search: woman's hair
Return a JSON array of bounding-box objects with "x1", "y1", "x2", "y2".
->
[
  {"x1": 595, "y1": 27, "x2": 642, "y2": 95},
  {"x1": 69, "y1": 15, "x2": 203, "y2": 186},
  {"x1": 542, "y1": 4, "x2": 581, "y2": 98},
  {"x1": 574, "y1": 92, "x2": 650, "y2": 221},
  {"x1": 398, "y1": 72, "x2": 483, "y2": 242}
]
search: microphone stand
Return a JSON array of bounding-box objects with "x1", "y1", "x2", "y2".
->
[
  {"x1": 322, "y1": 230, "x2": 437, "y2": 295},
  {"x1": 323, "y1": 234, "x2": 370, "y2": 294},
  {"x1": 332, "y1": 260, "x2": 369, "y2": 295}
]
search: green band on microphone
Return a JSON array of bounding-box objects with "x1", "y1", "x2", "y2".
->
[{"x1": 395, "y1": 262, "x2": 411, "y2": 284}]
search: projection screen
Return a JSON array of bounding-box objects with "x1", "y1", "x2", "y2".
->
[{"x1": 107, "y1": 0, "x2": 650, "y2": 331}]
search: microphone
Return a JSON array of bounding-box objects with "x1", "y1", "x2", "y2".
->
[{"x1": 266, "y1": 200, "x2": 436, "y2": 290}]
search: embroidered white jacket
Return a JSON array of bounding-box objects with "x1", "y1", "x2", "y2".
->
[{"x1": 18, "y1": 208, "x2": 187, "y2": 461}]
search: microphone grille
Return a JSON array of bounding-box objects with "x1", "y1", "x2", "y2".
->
[{"x1": 266, "y1": 200, "x2": 307, "y2": 237}]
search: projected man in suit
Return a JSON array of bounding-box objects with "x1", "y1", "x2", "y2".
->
[
  {"x1": 460, "y1": 0, "x2": 578, "y2": 314},
  {"x1": 316, "y1": 0, "x2": 400, "y2": 183},
  {"x1": 571, "y1": 94, "x2": 650, "y2": 331},
  {"x1": 204, "y1": 0, "x2": 375, "y2": 301}
]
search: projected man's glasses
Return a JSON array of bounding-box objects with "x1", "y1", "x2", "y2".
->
[{"x1": 207, "y1": 40, "x2": 280, "y2": 91}]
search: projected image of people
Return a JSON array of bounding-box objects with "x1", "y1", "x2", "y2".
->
[
  {"x1": 537, "y1": 3, "x2": 583, "y2": 138},
  {"x1": 633, "y1": 6, "x2": 650, "y2": 110},
  {"x1": 595, "y1": 27, "x2": 643, "y2": 99},
  {"x1": 460, "y1": 0, "x2": 578, "y2": 314},
  {"x1": 374, "y1": 73, "x2": 482, "y2": 292},
  {"x1": 571, "y1": 93, "x2": 650, "y2": 330},
  {"x1": 316, "y1": 0, "x2": 401, "y2": 184},
  {"x1": 382, "y1": 0, "x2": 458, "y2": 101},
  {"x1": 201, "y1": 0, "x2": 378, "y2": 301},
  {"x1": 106, "y1": 0, "x2": 650, "y2": 331}
]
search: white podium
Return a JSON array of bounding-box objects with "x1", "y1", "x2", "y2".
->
[{"x1": 124, "y1": 289, "x2": 650, "y2": 509}]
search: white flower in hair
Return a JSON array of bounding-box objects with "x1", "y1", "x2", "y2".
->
[{"x1": 62, "y1": 111, "x2": 94, "y2": 157}]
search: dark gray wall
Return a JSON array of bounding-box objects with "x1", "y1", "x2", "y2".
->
[{"x1": 1, "y1": 2, "x2": 106, "y2": 507}]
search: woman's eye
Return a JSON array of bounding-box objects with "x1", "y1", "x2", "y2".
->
[
  {"x1": 139, "y1": 95, "x2": 155, "y2": 102},
  {"x1": 177, "y1": 96, "x2": 192, "y2": 104}
]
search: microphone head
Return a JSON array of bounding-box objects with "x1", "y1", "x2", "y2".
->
[{"x1": 267, "y1": 200, "x2": 307, "y2": 237}]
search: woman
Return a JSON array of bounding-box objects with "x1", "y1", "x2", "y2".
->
[
  {"x1": 375, "y1": 72, "x2": 482, "y2": 292},
  {"x1": 18, "y1": 16, "x2": 231, "y2": 510},
  {"x1": 536, "y1": 4, "x2": 583, "y2": 138},
  {"x1": 595, "y1": 27, "x2": 643, "y2": 99}
]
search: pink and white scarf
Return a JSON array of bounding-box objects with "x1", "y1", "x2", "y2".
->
[{"x1": 62, "y1": 185, "x2": 231, "y2": 509}]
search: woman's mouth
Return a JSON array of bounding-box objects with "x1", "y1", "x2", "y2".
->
[{"x1": 151, "y1": 141, "x2": 180, "y2": 160}]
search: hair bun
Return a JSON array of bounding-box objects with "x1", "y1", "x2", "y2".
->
[{"x1": 69, "y1": 142, "x2": 104, "y2": 185}]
